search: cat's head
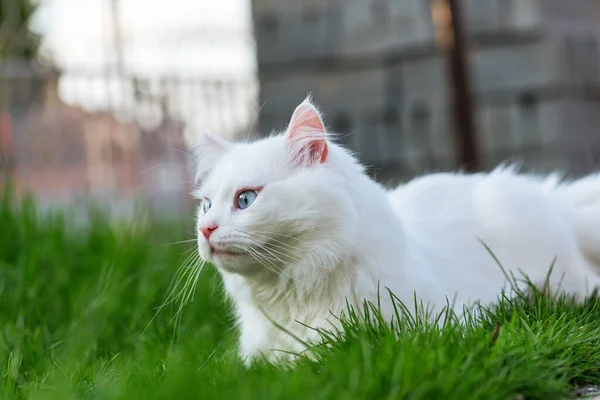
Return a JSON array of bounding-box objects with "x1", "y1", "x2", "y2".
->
[{"x1": 193, "y1": 97, "x2": 360, "y2": 279}]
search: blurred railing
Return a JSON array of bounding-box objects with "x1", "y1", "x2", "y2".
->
[{"x1": 0, "y1": 58, "x2": 258, "y2": 217}]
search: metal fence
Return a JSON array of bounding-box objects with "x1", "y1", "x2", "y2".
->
[
  {"x1": 0, "y1": 58, "x2": 258, "y2": 217},
  {"x1": 0, "y1": 0, "x2": 259, "y2": 217}
]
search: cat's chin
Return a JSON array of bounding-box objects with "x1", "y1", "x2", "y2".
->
[
  {"x1": 203, "y1": 249, "x2": 251, "y2": 274},
  {"x1": 214, "y1": 260, "x2": 260, "y2": 276},
  {"x1": 211, "y1": 248, "x2": 246, "y2": 258},
  {"x1": 211, "y1": 255, "x2": 275, "y2": 277}
]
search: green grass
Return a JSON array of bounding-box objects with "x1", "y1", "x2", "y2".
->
[{"x1": 2, "y1": 188, "x2": 600, "y2": 400}]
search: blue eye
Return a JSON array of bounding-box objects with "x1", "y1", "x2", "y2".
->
[
  {"x1": 201, "y1": 198, "x2": 211, "y2": 214},
  {"x1": 237, "y1": 190, "x2": 258, "y2": 210}
]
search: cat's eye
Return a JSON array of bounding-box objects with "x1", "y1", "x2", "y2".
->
[
  {"x1": 237, "y1": 190, "x2": 258, "y2": 210},
  {"x1": 201, "y1": 198, "x2": 211, "y2": 214}
]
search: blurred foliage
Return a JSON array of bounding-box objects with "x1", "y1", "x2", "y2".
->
[{"x1": 0, "y1": 0, "x2": 40, "y2": 59}]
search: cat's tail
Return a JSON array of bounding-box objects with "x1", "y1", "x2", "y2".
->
[{"x1": 544, "y1": 173, "x2": 600, "y2": 268}]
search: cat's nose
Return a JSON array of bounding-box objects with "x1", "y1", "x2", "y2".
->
[{"x1": 199, "y1": 222, "x2": 218, "y2": 240}]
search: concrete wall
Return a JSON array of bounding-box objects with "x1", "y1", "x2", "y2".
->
[{"x1": 252, "y1": 0, "x2": 600, "y2": 182}]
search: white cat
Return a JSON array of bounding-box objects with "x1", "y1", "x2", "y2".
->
[{"x1": 193, "y1": 96, "x2": 600, "y2": 365}]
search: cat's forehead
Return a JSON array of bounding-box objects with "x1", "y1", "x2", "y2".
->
[{"x1": 202, "y1": 136, "x2": 287, "y2": 195}]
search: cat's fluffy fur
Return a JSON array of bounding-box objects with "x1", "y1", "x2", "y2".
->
[{"x1": 194, "y1": 96, "x2": 600, "y2": 365}]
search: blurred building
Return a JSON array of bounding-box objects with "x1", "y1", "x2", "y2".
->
[
  {"x1": 252, "y1": 0, "x2": 600, "y2": 182},
  {"x1": 0, "y1": 0, "x2": 260, "y2": 218},
  {"x1": 0, "y1": 60, "x2": 194, "y2": 217}
]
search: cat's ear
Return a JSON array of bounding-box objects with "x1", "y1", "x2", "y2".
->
[
  {"x1": 285, "y1": 96, "x2": 328, "y2": 165},
  {"x1": 202, "y1": 131, "x2": 232, "y2": 152},
  {"x1": 193, "y1": 132, "x2": 231, "y2": 184}
]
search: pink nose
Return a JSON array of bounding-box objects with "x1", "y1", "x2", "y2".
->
[{"x1": 199, "y1": 222, "x2": 218, "y2": 239}]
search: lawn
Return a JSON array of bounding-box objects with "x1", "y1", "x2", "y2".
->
[{"x1": 2, "y1": 188, "x2": 600, "y2": 400}]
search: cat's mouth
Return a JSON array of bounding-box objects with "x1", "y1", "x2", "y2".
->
[{"x1": 209, "y1": 244, "x2": 245, "y2": 258}]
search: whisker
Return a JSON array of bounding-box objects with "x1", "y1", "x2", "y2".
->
[
  {"x1": 142, "y1": 163, "x2": 195, "y2": 174},
  {"x1": 251, "y1": 231, "x2": 313, "y2": 246},
  {"x1": 166, "y1": 251, "x2": 200, "y2": 304},
  {"x1": 185, "y1": 259, "x2": 206, "y2": 305},
  {"x1": 142, "y1": 250, "x2": 199, "y2": 335},
  {"x1": 166, "y1": 146, "x2": 194, "y2": 158},
  {"x1": 166, "y1": 254, "x2": 201, "y2": 341},
  {"x1": 161, "y1": 181, "x2": 197, "y2": 191},
  {"x1": 243, "y1": 234, "x2": 332, "y2": 291},
  {"x1": 246, "y1": 249, "x2": 291, "y2": 281},
  {"x1": 247, "y1": 234, "x2": 304, "y2": 252},
  {"x1": 245, "y1": 249, "x2": 278, "y2": 273},
  {"x1": 246, "y1": 100, "x2": 267, "y2": 141},
  {"x1": 170, "y1": 254, "x2": 201, "y2": 306},
  {"x1": 244, "y1": 238, "x2": 288, "y2": 262},
  {"x1": 169, "y1": 255, "x2": 203, "y2": 326},
  {"x1": 262, "y1": 243, "x2": 305, "y2": 260},
  {"x1": 161, "y1": 239, "x2": 198, "y2": 246},
  {"x1": 245, "y1": 246, "x2": 287, "y2": 274},
  {"x1": 180, "y1": 257, "x2": 203, "y2": 304},
  {"x1": 243, "y1": 232, "x2": 306, "y2": 259},
  {"x1": 244, "y1": 242, "x2": 303, "y2": 285},
  {"x1": 248, "y1": 240, "x2": 301, "y2": 261}
]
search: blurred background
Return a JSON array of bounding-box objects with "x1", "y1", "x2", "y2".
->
[{"x1": 0, "y1": 0, "x2": 599, "y2": 218}]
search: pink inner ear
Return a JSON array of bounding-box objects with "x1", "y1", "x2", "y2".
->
[
  {"x1": 288, "y1": 105, "x2": 325, "y2": 139},
  {"x1": 287, "y1": 104, "x2": 328, "y2": 164}
]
